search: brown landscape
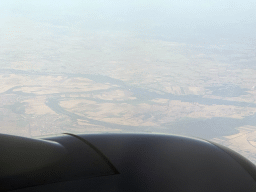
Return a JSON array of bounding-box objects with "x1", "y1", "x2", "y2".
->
[{"x1": 1, "y1": 30, "x2": 256, "y2": 163}]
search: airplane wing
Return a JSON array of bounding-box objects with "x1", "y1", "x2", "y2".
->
[{"x1": 1, "y1": 133, "x2": 256, "y2": 192}]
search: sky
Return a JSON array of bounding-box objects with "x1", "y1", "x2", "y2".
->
[{"x1": 1, "y1": 0, "x2": 256, "y2": 42}]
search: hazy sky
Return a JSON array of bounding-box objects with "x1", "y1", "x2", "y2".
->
[{"x1": 1, "y1": 0, "x2": 256, "y2": 42}]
